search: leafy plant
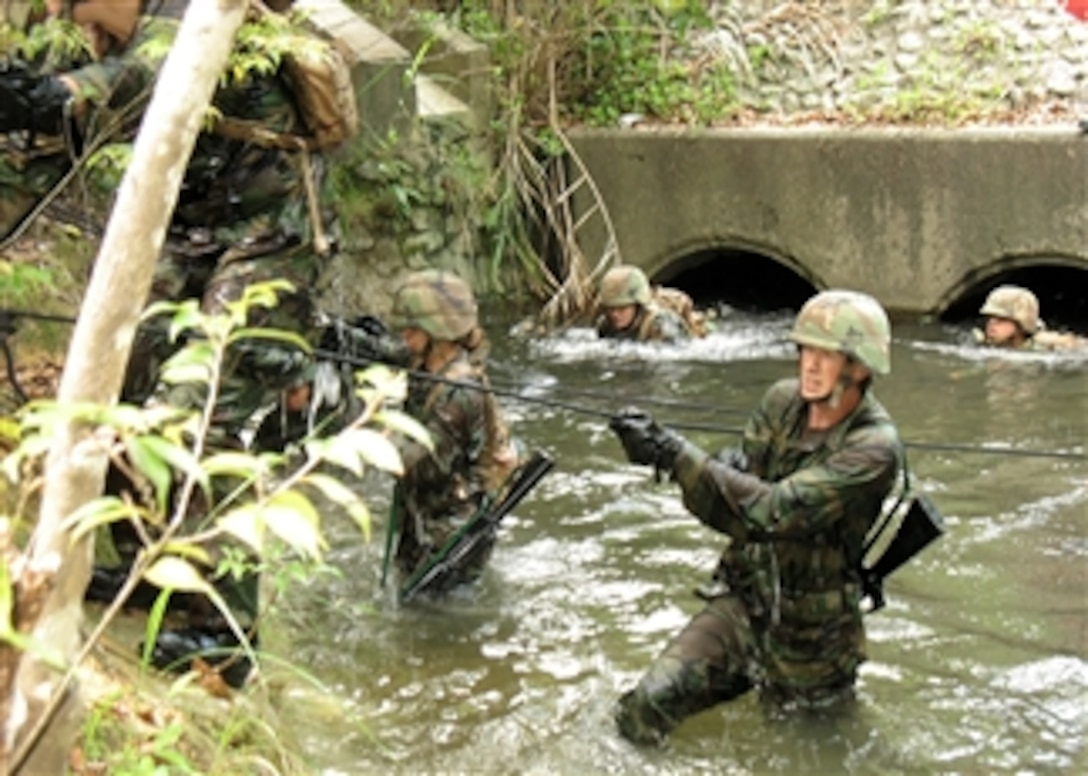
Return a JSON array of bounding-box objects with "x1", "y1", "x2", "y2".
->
[{"x1": 2, "y1": 281, "x2": 430, "y2": 772}]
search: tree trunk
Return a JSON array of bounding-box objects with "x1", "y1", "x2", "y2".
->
[{"x1": 1, "y1": 2, "x2": 248, "y2": 772}]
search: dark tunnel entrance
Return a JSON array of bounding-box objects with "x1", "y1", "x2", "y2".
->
[
  {"x1": 653, "y1": 249, "x2": 817, "y2": 314},
  {"x1": 941, "y1": 264, "x2": 1088, "y2": 332}
]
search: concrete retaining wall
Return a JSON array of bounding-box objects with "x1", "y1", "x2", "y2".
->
[{"x1": 569, "y1": 126, "x2": 1088, "y2": 315}]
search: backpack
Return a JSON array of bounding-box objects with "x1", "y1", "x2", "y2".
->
[
  {"x1": 214, "y1": 8, "x2": 358, "y2": 152},
  {"x1": 652, "y1": 285, "x2": 708, "y2": 338},
  {"x1": 279, "y1": 31, "x2": 358, "y2": 151}
]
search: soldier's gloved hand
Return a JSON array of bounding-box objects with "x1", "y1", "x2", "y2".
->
[
  {"x1": 609, "y1": 406, "x2": 685, "y2": 473},
  {"x1": 0, "y1": 64, "x2": 72, "y2": 134}
]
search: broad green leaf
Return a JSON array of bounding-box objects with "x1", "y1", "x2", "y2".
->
[
  {"x1": 301, "y1": 473, "x2": 371, "y2": 541},
  {"x1": 375, "y1": 408, "x2": 433, "y2": 450},
  {"x1": 137, "y1": 435, "x2": 208, "y2": 494},
  {"x1": 227, "y1": 326, "x2": 311, "y2": 353},
  {"x1": 159, "y1": 362, "x2": 213, "y2": 386},
  {"x1": 356, "y1": 364, "x2": 408, "y2": 398},
  {"x1": 239, "y1": 279, "x2": 296, "y2": 310},
  {"x1": 63, "y1": 496, "x2": 146, "y2": 540},
  {"x1": 218, "y1": 506, "x2": 264, "y2": 554},
  {"x1": 260, "y1": 490, "x2": 324, "y2": 559},
  {"x1": 124, "y1": 435, "x2": 173, "y2": 514},
  {"x1": 346, "y1": 428, "x2": 404, "y2": 475},
  {"x1": 202, "y1": 451, "x2": 270, "y2": 479},
  {"x1": 161, "y1": 541, "x2": 212, "y2": 567},
  {"x1": 143, "y1": 556, "x2": 213, "y2": 595},
  {"x1": 303, "y1": 437, "x2": 362, "y2": 477}
]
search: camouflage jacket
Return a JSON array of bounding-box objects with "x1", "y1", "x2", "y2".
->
[
  {"x1": 394, "y1": 351, "x2": 510, "y2": 577},
  {"x1": 3, "y1": 10, "x2": 330, "y2": 254},
  {"x1": 672, "y1": 377, "x2": 903, "y2": 694},
  {"x1": 596, "y1": 302, "x2": 690, "y2": 344}
]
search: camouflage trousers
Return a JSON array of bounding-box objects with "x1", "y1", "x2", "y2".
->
[
  {"x1": 615, "y1": 592, "x2": 858, "y2": 745},
  {"x1": 616, "y1": 593, "x2": 757, "y2": 745}
]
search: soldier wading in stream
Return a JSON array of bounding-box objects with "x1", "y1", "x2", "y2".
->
[{"x1": 609, "y1": 289, "x2": 904, "y2": 745}]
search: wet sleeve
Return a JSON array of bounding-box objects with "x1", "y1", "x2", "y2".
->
[{"x1": 677, "y1": 425, "x2": 899, "y2": 542}]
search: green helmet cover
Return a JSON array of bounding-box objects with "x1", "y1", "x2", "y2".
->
[
  {"x1": 599, "y1": 266, "x2": 652, "y2": 307},
  {"x1": 391, "y1": 269, "x2": 478, "y2": 340},
  {"x1": 789, "y1": 289, "x2": 892, "y2": 375}
]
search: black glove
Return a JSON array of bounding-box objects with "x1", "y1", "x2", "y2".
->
[
  {"x1": 0, "y1": 61, "x2": 72, "y2": 135},
  {"x1": 322, "y1": 315, "x2": 411, "y2": 368},
  {"x1": 609, "y1": 406, "x2": 685, "y2": 474}
]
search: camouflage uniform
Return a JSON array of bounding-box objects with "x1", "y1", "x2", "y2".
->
[
  {"x1": 1, "y1": 6, "x2": 333, "y2": 417},
  {"x1": 389, "y1": 270, "x2": 517, "y2": 594},
  {"x1": 595, "y1": 266, "x2": 690, "y2": 344},
  {"x1": 7, "y1": 4, "x2": 338, "y2": 684},
  {"x1": 612, "y1": 290, "x2": 903, "y2": 744}
]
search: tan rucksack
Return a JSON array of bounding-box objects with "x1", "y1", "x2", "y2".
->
[
  {"x1": 215, "y1": 4, "x2": 358, "y2": 152},
  {"x1": 279, "y1": 32, "x2": 358, "y2": 150},
  {"x1": 652, "y1": 286, "x2": 708, "y2": 338}
]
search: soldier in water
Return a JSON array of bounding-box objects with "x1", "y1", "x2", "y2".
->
[
  {"x1": 975, "y1": 285, "x2": 1086, "y2": 351},
  {"x1": 595, "y1": 266, "x2": 695, "y2": 344},
  {"x1": 609, "y1": 289, "x2": 904, "y2": 745}
]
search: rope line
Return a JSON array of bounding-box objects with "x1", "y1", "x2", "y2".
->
[{"x1": 0, "y1": 309, "x2": 1081, "y2": 462}]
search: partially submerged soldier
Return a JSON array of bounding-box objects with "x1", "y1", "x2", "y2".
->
[
  {"x1": 595, "y1": 266, "x2": 692, "y2": 344},
  {"x1": 609, "y1": 289, "x2": 904, "y2": 745},
  {"x1": 387, "y1": 270, "x2": 521, "y2": 598},
  {"x1": 975, "y1": 285, "x2": 1086, "y2": 351}
]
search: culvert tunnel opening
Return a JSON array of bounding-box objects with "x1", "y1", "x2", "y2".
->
[
  {"x1": 654, "y1": 250, "x2": 817, "y2": 314},
  {"x1": 942, "y1": 265, "x2": 1088, "y2": 333}
]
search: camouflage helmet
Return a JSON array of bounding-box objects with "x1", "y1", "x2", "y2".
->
[
  {"x1": 390, "y1": 269, "x2": 478, "y2": 340},
  {"x1": 789, "y1": 289, "x2": 892, "y2": 376},
  {"x1": 979, "y1": 285, "x2": 1039, "y2": 334},
  {"x1": 599, "y1": 266, "x2": 652, "y2": 308}
]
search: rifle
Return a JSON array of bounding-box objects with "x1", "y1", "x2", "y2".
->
[
  {"x1": 860, "y1": 476, "x2": 945, "y2": 612},
  {"x1": 399, "y1": 450, "x2": 555, "y2": 603}
]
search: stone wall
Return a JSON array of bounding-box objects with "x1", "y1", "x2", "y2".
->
[{"x1": 693, "y1": 0, "x2": 1088, "y2": 121}]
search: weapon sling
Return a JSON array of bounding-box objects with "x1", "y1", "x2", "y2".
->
[{"x1": 399, "y1": 450, "x2": 555, "y2": 602}]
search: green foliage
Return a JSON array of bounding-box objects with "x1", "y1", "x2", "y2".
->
[
  {"x1": 575, "y1": 2, "x2": 728, "y2": 125},
  {"x1": 0, "y1": 261, "x2": 53, "y2": 304},
  {"x1": 4, "y1": 17, "x2": 94, "y2": 69},
  {"x1": 329, "y1": 126, "x2": 493, "y2": 256},
  {"x1": 2, "y1": 281, "x2": 426, "y2": 771},
  {"x1": 843, "y1": 49, "x2": 1008, "y2": 125},
  {"x1": 80, "y1": 698, "x2": 201, "y2": 776}
]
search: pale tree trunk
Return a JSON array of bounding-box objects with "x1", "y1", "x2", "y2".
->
[{"x1": 1, "y1": 2, "x2": 248, "y2": 773}]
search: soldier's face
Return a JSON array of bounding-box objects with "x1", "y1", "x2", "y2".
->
[
  {"x1": 984, "y1": 316, "x2": 1023, "y2": 346},
  {"x1": 605, "y1": 304, "x2": 637, "y2": 331},
  {"x1": 402, "y1": 326, "x2": 429, "y2": 356},
  {"x1": 798, "y1": 345, "x2": 850, "y2": 401}
]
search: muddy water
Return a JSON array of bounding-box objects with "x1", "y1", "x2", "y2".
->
[{"x1": 270, "y1": 314, "x2": 1087, "y2": 774}]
